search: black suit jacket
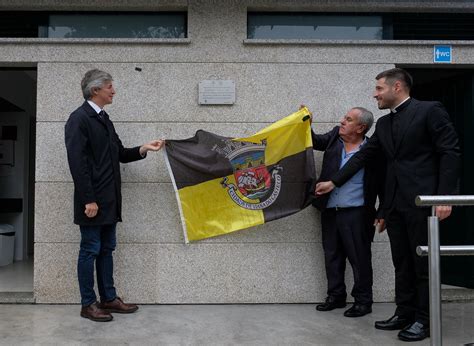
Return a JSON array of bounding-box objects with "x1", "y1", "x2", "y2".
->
[
  {"x1": 65, "y1": 101, "x2": 144, "y2": 225},
  {"x1": 312, "y1": 126, "x2": 385, "y2": 221},
  {"x1": 332, "y1": 99, "x2": 461, "y2": 210}
]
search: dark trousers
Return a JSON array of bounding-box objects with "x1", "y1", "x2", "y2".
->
[
  {"x1": 386, "y1": 206, "x2": 431, "y2": 325},
  {"x1": 321, "y1": 207, "x2": 373, "y2": 305},
  {"x1": 78, "y1": 223, "x2": 117, "y2": 306}
]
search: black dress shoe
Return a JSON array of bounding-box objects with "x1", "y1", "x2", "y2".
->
[
  {"x1": 375, "y1": 314, "x2": 413, "y2": 330},
  {"x1": 398, "y1": 321, "x2": 430, "y2": 342},
  {"x1": 316, "y1": 297, "x2": 346, "y2": 311},
  {"x1": 343, "y1": 303, "x2": 372, "y2": 317}
]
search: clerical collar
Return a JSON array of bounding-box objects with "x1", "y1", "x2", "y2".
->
[{"x1": 391, "y1": 97, "x2": 411, "y2": 113}]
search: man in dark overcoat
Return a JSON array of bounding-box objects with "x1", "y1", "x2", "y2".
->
[{"x1": 65, "y1": 69, "x2": 164, "y2": 322}]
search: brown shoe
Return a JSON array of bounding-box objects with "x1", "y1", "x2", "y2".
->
[
  {"x1": 98, "y1": 297, "x2": 139, "y2": 314},
  {"x1": 80, "y1": 302, "x2": 113, "y2": 322}
]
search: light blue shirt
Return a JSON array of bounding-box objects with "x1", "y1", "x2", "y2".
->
[{"x1": 326, "y1": 138, "x2": 366, "y2": 208}]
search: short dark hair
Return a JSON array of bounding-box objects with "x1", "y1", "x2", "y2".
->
[{"x1": 376, "y1": 68, "x2": 413, "y2": 91}]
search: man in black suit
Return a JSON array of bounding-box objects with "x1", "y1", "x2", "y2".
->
[
  {"x1": 316, "y1": 68, "x2": 460, "y2": 342},
  {"x1": 312, "y1": 107, "x2": 385, "y2": 318},
  {"x1": 65, "y1": 69, "x2": 164, "y2": 322}
]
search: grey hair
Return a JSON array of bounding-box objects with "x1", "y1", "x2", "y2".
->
[
  {"x1": 352, "y1": 107, "x2": 374, "y2": 134},
  {"x1": 81, "y1": 69, "x2": 113, "y2": 100}
]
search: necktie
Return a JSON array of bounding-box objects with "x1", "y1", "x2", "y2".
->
[{"x1": 98, "y1": 110, "x2": 105, "y2": 120}]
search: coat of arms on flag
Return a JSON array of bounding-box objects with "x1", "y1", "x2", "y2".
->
[
  {"x1": 218, "y1": 139, "x2": 282, "y2": 210},
  {"x1": 164, "y1": 107, "x2": 315, "y2": 243}
]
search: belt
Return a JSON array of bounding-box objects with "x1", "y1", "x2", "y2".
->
[{"x1": 325, "y1": 206, "x2": 364, "y2": 211}]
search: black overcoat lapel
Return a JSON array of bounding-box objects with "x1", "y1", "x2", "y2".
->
[
  {"x1": 394, "y1": 101, "x2": 418, "y2": 153},
  {"x1": 377, "y1": 115, "x2": 396, "y2": 157}
]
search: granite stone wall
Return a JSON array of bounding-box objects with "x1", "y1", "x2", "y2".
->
[
  {"x1": 1, "y1": 0, "x2": 473, "y2": 303},
  {"x1": 33, "y1": 61, "x2": 395, "y2": 303}
]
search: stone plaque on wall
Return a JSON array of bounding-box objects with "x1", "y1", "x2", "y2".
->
[{"x1": 198, "y1": 80, "x2": 235, "y2": 105}]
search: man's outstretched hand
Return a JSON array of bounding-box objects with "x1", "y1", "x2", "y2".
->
[
  {"x1": 315, "y1": 181, "x2": 335, "y2": 195},
  {"x1": 140, "y1": 139, "x2": 165, "y2": 156}
]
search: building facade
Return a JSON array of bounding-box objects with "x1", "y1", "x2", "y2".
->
[{"x1": 0, "y1": 0, "x2": 473, "y2": 303}]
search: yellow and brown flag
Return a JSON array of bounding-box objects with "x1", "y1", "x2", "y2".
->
[{"x1": 164, "y1": 107, "x2": 315, "y2": 243}]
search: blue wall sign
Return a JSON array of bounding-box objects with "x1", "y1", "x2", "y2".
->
[{"x1": 433, "y1": 45, "x2": 452, "y2": 63}]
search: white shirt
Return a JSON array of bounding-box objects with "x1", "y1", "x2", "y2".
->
[{"x1": 87, "y1": 100, "x2": 103, "y2": 115}]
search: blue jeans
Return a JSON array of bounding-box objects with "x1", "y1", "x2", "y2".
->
[{"x1": 78, "y1": 224, "x2": 117, "y2": 306}]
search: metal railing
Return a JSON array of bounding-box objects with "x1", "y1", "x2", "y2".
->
[{"x1": 415, "y1": 195, "x2": 474, "y2": 346}]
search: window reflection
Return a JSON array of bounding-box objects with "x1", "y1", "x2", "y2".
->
[
  {"x1": 248, "y1": 13, "x2": 383, "y2": 40},
  {"x1": 43, "y1": 13, "x2": 186, "y2": 38}
]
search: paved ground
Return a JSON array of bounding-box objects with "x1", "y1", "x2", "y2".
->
[{"x1": 0, "y1": 302, "x2": 473, "y2": 345}]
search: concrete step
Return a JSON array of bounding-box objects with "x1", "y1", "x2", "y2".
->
[
  {"x1": 0, "y1": 292, "x2": 34, "y2": 304},
  {"x1": 442, "y1": 285, "x2": 474, "y2": 302}
]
